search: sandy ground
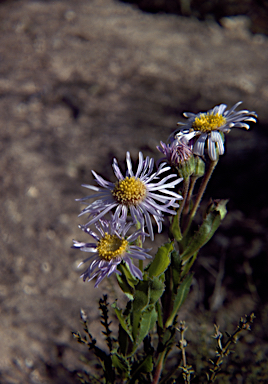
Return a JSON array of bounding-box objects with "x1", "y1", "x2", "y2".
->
[{"x1": 1, "y1": 0, "x2": 268, "y2": 382}]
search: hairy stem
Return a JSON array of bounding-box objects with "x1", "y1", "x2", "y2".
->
[
  {"x1": 135, "y1": 221, "x2": 143, "y2": 272},
  {"x1": 176, "y1": 176, "x2": 190, "y2": 229},
  {"x1": 183, "y1": 159, "x2": 218, "y2": 236},
  {"x1": 152, "y1": 351, "x2": 165, "y2": 384},
  {"x1": 183, "y1": 175, "x2": 198, "y2": 217}
]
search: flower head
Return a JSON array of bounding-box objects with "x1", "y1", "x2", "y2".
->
[
  {"x1": 157, "y1": 137, "x2": 193, "y2": 167},
  {"x1": 73, "y1": 219, "x2": 151, "y2": 287},
  {"x1": 175, "y1": 101, "x2": 257, "y2": 161},
  {"x1": 77, "y1": 152, "x2": 183, "y2": 240}
]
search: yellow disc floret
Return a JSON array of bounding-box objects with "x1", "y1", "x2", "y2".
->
[
  {"x1": 192, "y1": 112, "x2": 226, "y2": 133},
  {"x1": 112, "y1": 176, "x2": 147, "y2": 206},
  {"x1": 97, "y1": 233, "x2": 128, "y2": 261}
]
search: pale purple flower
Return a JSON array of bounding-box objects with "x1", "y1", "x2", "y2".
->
[
  {"x1": 175, "y1": 101, "x2": 257, "y2": 161},
  {"x1": 73, "y1": 219, "x2": 151, "y2": 287},
  {"x1": 76, "y1": 152, "x2": 183, "y2": 240},
  {"x1": 157, "y1": 137, "x2": 193, "y2": 167}
]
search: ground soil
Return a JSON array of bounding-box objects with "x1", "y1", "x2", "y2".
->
[{"x1": 1, "y1": 0, "x2": 268, "y2": 383}]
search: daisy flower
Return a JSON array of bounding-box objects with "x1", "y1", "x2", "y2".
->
[
  {"x1": 175, "y1": 101, "x2": 257, "y2": 161},
  {"x1": 77, "y1": 152, "x2": 183, "y2": 240},
  {"x1": 72, "y1": 219, "x2": 151, "y2": 287}
]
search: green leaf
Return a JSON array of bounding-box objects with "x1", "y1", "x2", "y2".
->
[
  {"x1": 160, "y1": 326, "x2": 176, "y2": 352},
  {"x1": 118, "y1": 262, "x2": 138, "y2": 288},
  {"x1": 111, "y1": 352, "x2": 130, "y2": 374},
  {"x1": 137, "y1": 305, "x2": 157, "y2": 345},
  {"x1": 132, "y1": 305, "x2": 158, "y2": 353},
  {"x1": 117, "y1": 262, "x2": 139, "y2": 300},
  {"x1": 181, "y1": 251, "x2": 198, "y2": 279},
  {"x1": 131, "y1": 280, "x2": 150, "y2": 342},
  {"x1": 128, "y1": 355, "x2": 154, "y2": 384},
  {"x1": 165, "y1": 274, "x2": 193, "y2": 327},
  {"x1": 118, "y1": 324, "x2": 130, "y2": 356},
  {"x1": 147, "y1": 242, "x2": 173, "y2": 278},
  {"x1": 170, "y1": 211, "x2": 183, "y2": 242},
  {"x1": 181, "y1": 199, "x2": 228, "y2": 262},
  {"x1": 112, "y1": 303, "x2": 133, "y2": 342},
  {"x1": 116, "y1": 275, "x2": 134, "y2": 300},
  {"x1": 156, "y1": 300, "x2": 163, "y2": 329},
  {"x1": 133, "y1": 280, "x2": 150, "y2": 312},
  {"x1": 170, "y1": 250, "x2": 182, "y2": 290},
  {"x1": 131, "y1": 277, "x2": 164, "y2": 349},
  {"x1": 149, "y1": 277, "x2": 165, "y2": 305}
]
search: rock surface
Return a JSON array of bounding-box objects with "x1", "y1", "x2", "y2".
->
[{"x1": 0, "y1": 0, "x2": 268, "y2": 382}]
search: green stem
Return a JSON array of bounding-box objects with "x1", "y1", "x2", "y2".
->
[
  {"x1": 182, "y1": 176, "x2": 198, "y2": 217},
  {"x1": 135, "y1": 221, "x2": 143, "y2": 272},
  {"x1": 183, "y1": 159, "x2": 218, "y2": 236},
  {"x1": 176, "y1": 176, "x2": 190, "y2": 229}
]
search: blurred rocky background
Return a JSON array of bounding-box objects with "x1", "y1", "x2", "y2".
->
[{"x1": 0, "y1": 0, "x2": 268, "y2": 382}]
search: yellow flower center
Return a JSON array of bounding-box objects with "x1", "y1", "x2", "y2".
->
[
  {"x1": 192, "y1": 112, "x2": 226, "y2": 133},
  {"x1": 112, "y1": 176, "x2": 147, "y2": 206},
  {"x1": 97, "y1": 233, "x2": 128, "y2": 261}
]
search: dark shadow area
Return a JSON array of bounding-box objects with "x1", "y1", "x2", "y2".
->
[{"x1": 119, "y1": 0, "x2": 268, "y2": 35}]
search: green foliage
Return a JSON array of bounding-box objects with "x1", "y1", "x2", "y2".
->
[
  {"x1": 165, "y1": 273, "x2": 193, "y2": 328},
  {"x1": 181, "y1": 199, "x2": 228, "y2": 262},
  {"x1": 116, "y1": 262, "x2": 139, "y2": 300},
  {"x1": 73, "y1": 185, "x2": 253, "y2": 384},
  {"x1": 72, "y1": 107, "x2": 258, "y2": 383},
  {"x1": 131, "y1": 276, "x2": 165, "y2": 352},
  {"x1": 112, "y1": 302, "x2": 133, "y2": 343},
  {"x1": 170, "y1": 210, "x2": 183, "y2": 242},
  {"x1": 146, "y1": 242, "x2": 173, "y2": 278}
]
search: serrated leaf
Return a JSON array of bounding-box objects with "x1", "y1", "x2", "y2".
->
[
  {"x1": 129, "y1": 355, "x2": 154, "y2": 384},
  {"x1": 160, "y1": 326, "x2": 176, "y2": 352},
  {"x1": 116, "y1": 262, "x2": 139, "y2": 300},
  {"x1": 116, "y1": 276, "x2": 133, "y2": 301},
  {"x1": 112, "y1": 303, "x2": 133, "y2": 342},
  {"x1": 170, "y1": 210, "x2": 183, "y2": 242},
  {"x1": 118, "y1": 262, "x2": 138, "y2": 289},
  {"x1": 131, "y1": 285, "x2": 148, "y2": 342},
  {"x1": 181, "y1": 200, "x2": 228, "y2": 262},
  {"x1": 138, "y1": 305, "x2": 157, "y2": 343},
  {"x1": 111, "y1": 352, "x2": 130, "y2": 374},
  {"x1": 118, "y1": 324, "x2": 130, "y2": 356},
  {"x1": 165, "y1": 274, "x2": 193, "y2": 327},
  {"x1": 116, "y1": 275, "x2": 134, "y2": 300},
  {"x1": 131, "y1": 280, "x2": 150, "y2": 341},
  {"x1": 133, "y1": 280, "x2": 150, "y2": 312},
  {"x1": 131, "y1": 277, "x2": 164, "y2": 342},
  {"x1": 147, "y1": 242, "x2": 173, "y2": 278},
  {"x1": 132, "y1": 305, "x2": 157, "y2": 353}
]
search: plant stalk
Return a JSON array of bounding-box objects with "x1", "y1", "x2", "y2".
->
[
  {"x1": 152, "y1": 351, "x2": 165, "y2": 384},
  {"x1": 183, "y1": 159, "x2": 218, "y2": 236}
]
